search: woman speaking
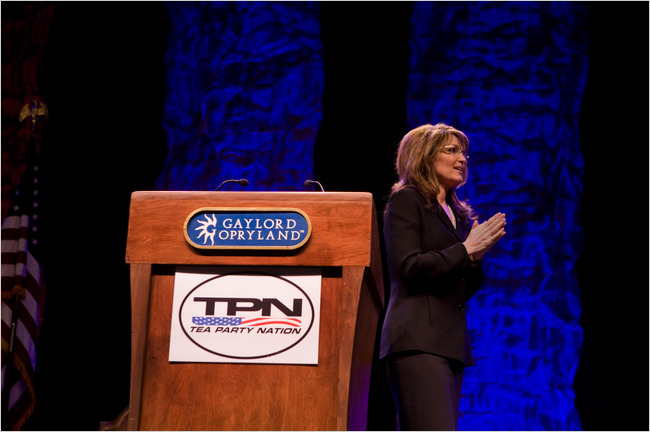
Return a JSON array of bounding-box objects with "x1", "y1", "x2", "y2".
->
[{"x1": 380, "y1": 123, "x2": 506, "y2": 430}]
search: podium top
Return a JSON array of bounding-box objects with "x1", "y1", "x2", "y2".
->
[{"x1": 126, "y1": 191, "x2": 378, "y2": 267}]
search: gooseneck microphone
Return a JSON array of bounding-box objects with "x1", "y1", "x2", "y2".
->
[
  {"x1": 214, "y1": 178, "x2": 249, "y2": 191},
  {"x1": 304, "y1": 179, "x2": 325, "y2": 192}
]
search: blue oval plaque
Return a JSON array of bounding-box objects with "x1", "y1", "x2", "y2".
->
[{"x1": 184, "y1": 207, "x2": 312, "y2": 250}]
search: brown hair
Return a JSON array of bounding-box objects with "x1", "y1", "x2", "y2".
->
[{"x1": 389, "y1": 123, "x2": 477, "y2": 224}]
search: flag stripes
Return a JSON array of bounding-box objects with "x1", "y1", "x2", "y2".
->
[{"x1": 1, "y1": 159, "x2": 45, "y2": 431}]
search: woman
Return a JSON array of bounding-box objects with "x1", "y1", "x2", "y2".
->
[{"x1": 380, "y1": 123, "x2": 506, "y2": 430}]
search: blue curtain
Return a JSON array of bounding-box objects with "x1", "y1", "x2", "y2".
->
[
  {"x1": 156, "y1": 2, "x2": 323, "y2": 191},
  {"x1": 408, "y1": 3, "x2": 586, "y2": 430}
]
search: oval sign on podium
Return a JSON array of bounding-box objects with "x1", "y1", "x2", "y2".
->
[{"x1": 184, "y1": 207, "x2": 312, "y2": 250}]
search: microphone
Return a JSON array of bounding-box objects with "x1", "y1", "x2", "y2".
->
[
  {"x1": 304, "y1": 179, "x2": 325, "y2": 192},
  {"x1": 214, "y1": 178, "x2": 249, "y2": 191}
]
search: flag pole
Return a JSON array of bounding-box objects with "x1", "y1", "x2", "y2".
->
[
  {"x1": 1, "y1": 292, "x2": 22, "y2": 430},
  {"x1": 8, "y1": 287, "x2": 24, "y2": 353}
]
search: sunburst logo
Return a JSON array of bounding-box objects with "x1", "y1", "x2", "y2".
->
[{"x1": 195, "y1": 213, "x2": 217, "y2": 245}]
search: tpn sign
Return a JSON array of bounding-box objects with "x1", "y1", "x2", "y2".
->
[{"x1": 169, "y1": 267, "x2": 322, "y2": 365}]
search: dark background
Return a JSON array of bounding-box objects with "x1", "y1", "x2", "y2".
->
[{"x1": 1, "y1": 2, "x2": 647, "y2": 430}]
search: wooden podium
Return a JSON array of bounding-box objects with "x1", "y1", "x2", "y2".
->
[{"x1": 125, "y1": 191, "x2": 384, "y2": 431}]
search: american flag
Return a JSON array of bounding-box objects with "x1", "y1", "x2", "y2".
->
[
  {"x1": 192, "y1": 316, "x2": 301, "y2": 327},
  {"x1": 1, "y1": 137, "x2": 45, "y2": 430}
]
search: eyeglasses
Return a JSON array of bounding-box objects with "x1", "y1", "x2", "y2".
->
[{"x1": 440, "y1": 145, "x2": 469, "y2": 160}]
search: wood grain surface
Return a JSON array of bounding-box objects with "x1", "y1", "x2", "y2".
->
[{"x1": 126, "y1": 192, "x2": 383, "y2": 430}]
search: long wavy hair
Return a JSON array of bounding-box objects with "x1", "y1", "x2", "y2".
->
[{"x1": 388, "y1": 123, "x2": 477, "y2": 225}]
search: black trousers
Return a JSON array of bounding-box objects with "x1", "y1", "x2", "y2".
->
[{"x1": 386, "y1": 351, "x2": 464, "y2": 431}]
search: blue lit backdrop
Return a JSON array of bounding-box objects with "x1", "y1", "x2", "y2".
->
[
  {"x1": 156, "y1": 2, "x2": 586, "y2": 430},
  {"x1": 408, "y1": 2, "x2": 586, "y2": 430},
  {"x1": 156, "y1": 2, "x2": 323, "y2": 191}
]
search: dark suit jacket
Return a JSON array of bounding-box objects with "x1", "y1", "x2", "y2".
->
[{"x1": 380, "y1": 187, "x2": 484, "y2": 366}]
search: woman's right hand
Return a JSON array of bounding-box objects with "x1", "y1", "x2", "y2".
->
[{"x1": 463, "y1": 212, "x2": 506, "y2": 261}]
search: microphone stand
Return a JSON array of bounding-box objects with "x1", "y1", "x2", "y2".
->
[{"x1": 214, "y1": 179, "x2": 249, "y2": 191}]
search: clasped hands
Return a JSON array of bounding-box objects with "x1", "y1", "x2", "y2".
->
[{"x1": 463, "y1": 212, "x2": 506, "y2": 262}]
